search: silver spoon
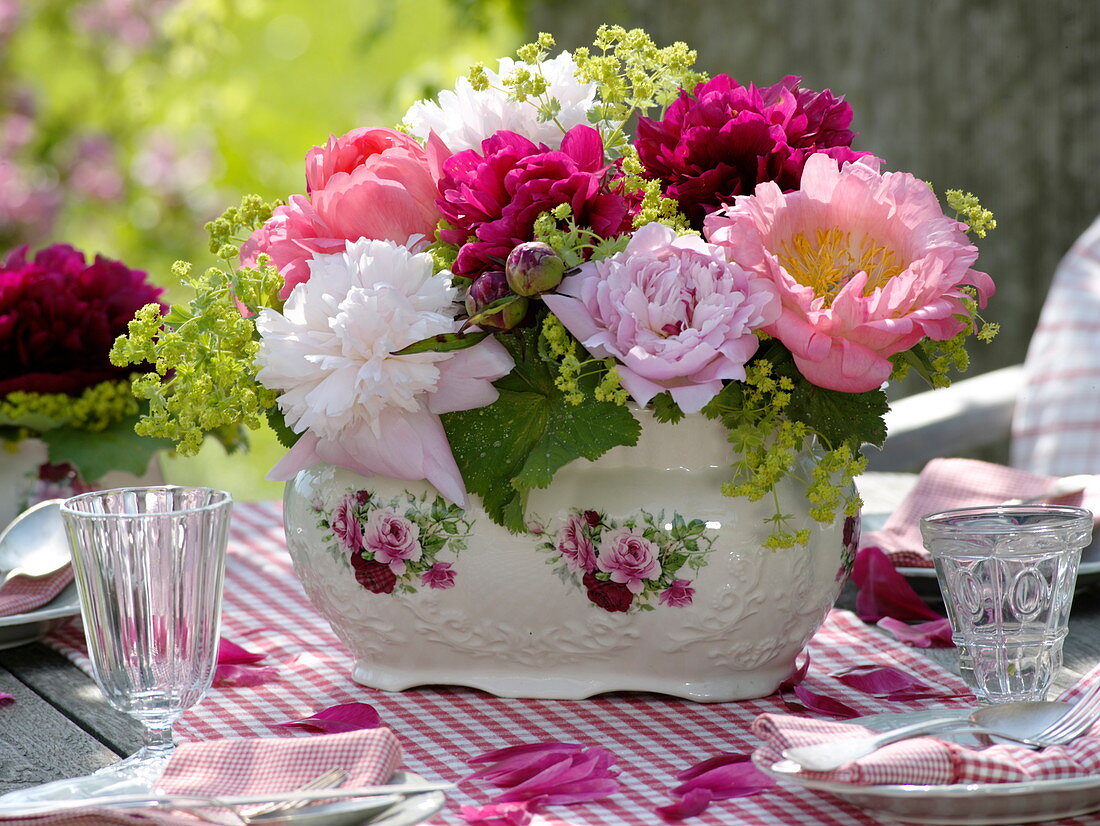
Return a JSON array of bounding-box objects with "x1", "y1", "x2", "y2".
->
[
  {"x1": 0, "y1": 499, "x2": 70, "y2": 587},
  {"x1": 775, "y1": 701, "x2": 1073, "y2": 773}
]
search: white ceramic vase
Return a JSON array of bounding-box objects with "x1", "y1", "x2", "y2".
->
[
  {"x1": 282, "y1": 411, "x2": 858, "y2": 701},
  {"x1": 0, "y1": 439, "x2": 164, "y2": 530}
]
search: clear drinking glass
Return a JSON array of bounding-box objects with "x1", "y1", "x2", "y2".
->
[{"x1": 920, "y1": 505, "x2": 1092, "y2": 703}]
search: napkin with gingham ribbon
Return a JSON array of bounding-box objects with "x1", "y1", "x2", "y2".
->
[
  {"x1": 859, "y1": 457, "x2": 1100, "y2": 569},
  {"x1": 751, "y1": 712, "x2": 1100, "y2": 786},
  {"x1": 0, "y1": 728, "x2": 403, "y2": 825},
  {"x1": 0, "y1": 567, "x2": 74, "y2": 617}
]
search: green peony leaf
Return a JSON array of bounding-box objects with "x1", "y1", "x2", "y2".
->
[
  {"x1": 266, "y1": 407, "x2": 301, "y2": 450},
  {"x1": 442, "y1": 328, "x2": 641, "y2": 532},
  {"x1": 41, "y1": 414, "x2": 175, "y2": 481},
  {"x1": 779, "y1": 364, "x2": 890, "y2": 450}
]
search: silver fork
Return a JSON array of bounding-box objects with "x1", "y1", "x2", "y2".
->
[
  {"x1": 243, "y1": 768, "x2": 349, "y2": 821},
  {"x1": 1033, "y1": 682, "x2": 1100, "y2": 744}
]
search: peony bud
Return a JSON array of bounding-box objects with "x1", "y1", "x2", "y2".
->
[
  {"x1": 465, "y1": 270, "x2": 529, "y2": 331},
  {"x1": 505, "y1": 242, "x2": 565, "y2": 296}
]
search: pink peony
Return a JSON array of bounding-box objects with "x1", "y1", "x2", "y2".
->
[
  {"x1": 596, "y1": 527, "x2": 660, "y2": 594},
  {"x1": 330, "y1": 494, "x2": 363, "y2": 553},
  {"x1": 362, "y1": 509, "x2": 422, "y2": 575},
  {"x1": 542, "y1": 222, "x2": 779, "y2": 413},
  {"x1": 658, "y1": 579, "x2": 695, "y2": 607},
  {"x1": 704, "y1": 153, "x2": 994, "y2": 392},
  {"x1": 556, "y1": 513, "x2": 597, "y2": 573},
  {"x1": 635, "y1": 75, "x2": 873, "y2": 228},
  {"x1": 0, "y1": 244, "x2": 164, "y2": 395},
  {"x1": 436, "y1": 125, "x2": 632, "y2": 280},
  {"x1": 242, "y1": 127, "x2": 444, "y2": 298},
  {"x1": 421, "y1": 562, "x2": 457, "y2": 590}
]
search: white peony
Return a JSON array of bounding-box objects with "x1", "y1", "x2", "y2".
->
[
  {"x1": 255, "y1": 238, "x2": 514, "y2": 504},
  {"x1": 403, "y1": 51, "x2": 596, "y2": 153}
]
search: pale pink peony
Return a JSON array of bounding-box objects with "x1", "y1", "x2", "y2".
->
[
  {"x1": 421, "y1": 562, "x2": 457, "y2": 590},
  {"x1": 330, "y1": 494, "x2": 363, "y2": 553},
  {"x1": 242, "y1": 127, "x2": 445, "y2": 298},
  {"x1": 542, "y1": 222, "x2": 780, "y2": 413},
  {"x1": 704, "y1": 153, "x2": 995, "y2": 392},
  {"x1": 658, "y1": 579, "x2": 695, "y2": 607},
  {"x1": 596, "y1": 527, "x2": 660, "y2": 594},
  {"x1": 362, "y1": 509, "x2": 422, "y2": 575},
  {"x1": 556, "y1": 513, "x2": 597, "y2": 573}
]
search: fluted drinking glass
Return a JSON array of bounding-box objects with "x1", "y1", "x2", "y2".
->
[{"x1": 63, "y1": 486, "x2": 232, "y2": 773}]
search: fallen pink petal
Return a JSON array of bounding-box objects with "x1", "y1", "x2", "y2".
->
[
  {"x1": 656, "y1": 787, "x2": 713, "y2": 821},
  {"x1": 212, "y1": 663, "x2": 280, "y2": 687},
  {"x1": 791, "y1": 685, "x2": 860, "y2": 719},
  {"x1": 671, "y1": 756, "x2": 775, "y2": 801},
  {"x1": 0, "y1": 692, "x2": 13, "y2": 706},
  {"x1": 779, "y1": 653, "x2": 810, "y2": 690},
  {"x1": 274, "y1": 701, "x2": 382, "y2": 733},
  {"x1": 458, "y1": 802, "x2": 533, "y2": 826},
  {"x1": 676, "y1": 752, "x2": 746, "y2": 781},
  {"x1": 833, "y1": 664, "x2": 932, "y2": 696},
  {"x1": 853, "y1": 547, "x2": 942, "y2": 623},
  {"x1": 463, "y1": 741, "x2": 621, "y2": 807},
  {"x1": 217, "y1": 637, "x2": 266, "y2": 665},
  {"x1": 878, "y1": 616, "x2": 956, "y2": 649}
]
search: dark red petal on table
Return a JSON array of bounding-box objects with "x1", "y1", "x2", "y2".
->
[
  {"x1": 213, "y1": 664, "x2": 280, "y2": 687},
  {"x1": 463, "y1": 741, "x2": 620, "y2": 806},
  {"x1": 878, "y1": 616, "x2": 956, "y2": 649},
  {"x1": 274, "y1": 701, "x2": 382, "y2": 733},
  {"x1": 853, "y1": 546, "x2": 943, "y2": 622},
  {"x1": 675, "y1": 752, "x2": 747, "y2": 781},
  {"x1": 671, "y1": 758, "x2": 775, "y2": 800},
  {"x1": 833, "y1": 664, "x2": 934, "y2": 696},
  {"x1": 791, "y1": 685, "x2": 860, "y2": 719},
  {"x1": 656, "y1": 788, "x2": 713, "y2": 821},
  {"x1": 217, "y1": 637, "x2": 266, "y2": 665},
  {"x1": 0, "y1": 692, "x2": 13, "y2": 706},
  {"x1": 779, "y1": 653, "x2": 810, "y2": 689},
  {"x1": 466, "y1": 741, "x2": 584, "y2": 765}
]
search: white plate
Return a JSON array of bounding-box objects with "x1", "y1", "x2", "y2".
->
[
  {"x1": 0, "y1": 582, "x2": 80, "y2": 650},
  {"x1": 756, "y1": 709, "x2": 1100, "y2": 825}
]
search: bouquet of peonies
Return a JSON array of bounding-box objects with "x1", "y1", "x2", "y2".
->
[
  {"x1": 113, "y1": 26, "x2": 996, "y2": 545},
  {"x1": 0, "y1": 243, "x2": 168, "y2": 491}
]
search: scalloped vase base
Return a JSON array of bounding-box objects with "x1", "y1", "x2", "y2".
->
[{"x1": 282, "y1": 413, "x2": 858, "y2": 702}]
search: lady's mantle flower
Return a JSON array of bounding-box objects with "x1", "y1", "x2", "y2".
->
[
  {"x1": 436, "y1": 125, "x2": 632, "y2": 280},
  {"x1": 596, "y1": 527, "x2": 660, "y2": 594},
  {"x1": 635, "y1": 75, "x2": 872, "y2": 228},
  {"x1": 362, "y1": 509, "x2": 421, "y2": 575},
  {"x1": 242, "y1": 127, "x2": 443, "y2": 298},
  {"x1": 255, "y1": 238, "x2": 514, "y2": 504},
  {"x1": 705, "y1": 153, "x2": 995, "y2": 393},
  {"x1": 542, "y1": 222, "x2": 779, "y2": 413},
  {"x1": 404, "y1": 52, "x2": 596, "y2": 154},
  {"x1": 0, "y1": 244, "x2": 164, "y2": 395}
]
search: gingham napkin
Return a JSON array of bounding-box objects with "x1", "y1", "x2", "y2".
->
[
  {"x1": 0, "y1": 566, "x2": 73, "y2": 617},
  {"x1": 859, "y1": 458, "x2": 1099, "y2": 569},
  {"x1": 752, "y1": 713, "x2": 1100, "y2": 786},
  {"x1": 0, "y1": 728, "x2": 403, "y2": 825}
]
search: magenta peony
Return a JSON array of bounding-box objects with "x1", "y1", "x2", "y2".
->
[
  {"x1": 704, "y1": 153, "x2": 995, "y2": 393},
  {"x1": 635, "y1": 74, "x2": 873, "y2": 228},
  {"x1": 242, "y1": 127, "x2": 444, "y2": 298},
  {"x1": 542, "y1": 222, "x2": 779, "y2": 413},
  {"x1": 436, "y1": 125, "x2": 632, "y2": 280},
  {"x1": 0, "y1": 244, "x2": 163, "y2": 395}
]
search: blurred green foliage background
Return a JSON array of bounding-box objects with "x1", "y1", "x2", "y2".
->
[{"x1": 2, "y1": 0, "x2": 522, "y2": 500}]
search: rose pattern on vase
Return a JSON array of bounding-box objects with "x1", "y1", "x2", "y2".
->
[
  {"x1": 315, "y1": 488, "x2": 472, "y2": 595},
  {"x1": 538, "y1": 508, "x2": 718, "y2": 613}
]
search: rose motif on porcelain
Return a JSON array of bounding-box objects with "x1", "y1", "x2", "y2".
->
[
  {"x1": 315, "y1": 488, "x2": 472, "y2": 595},
  {"x1": 537, "y1": 508, "x2": 718, "y2": 613}
]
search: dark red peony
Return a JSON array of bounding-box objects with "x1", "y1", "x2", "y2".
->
[
  {"x1": 0, "y1": 244, "x2": 164, "y2": 395},
  {"x1": 635, "y1": 74, "x2": 874, "y2": 228},
  {"x1": 582, "y1": 571, "x2": 633, "y2": 613},
  {"x1": 352, "y1": 553, "x2": 398, "y2": 594},
  {"x1": 436, "y1": 125, "x2": 632, "y2": 280}
]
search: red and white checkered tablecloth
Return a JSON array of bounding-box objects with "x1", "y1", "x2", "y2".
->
[{"x1": 36, "y1": 502, "x2": 1092, "y2": 826}]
